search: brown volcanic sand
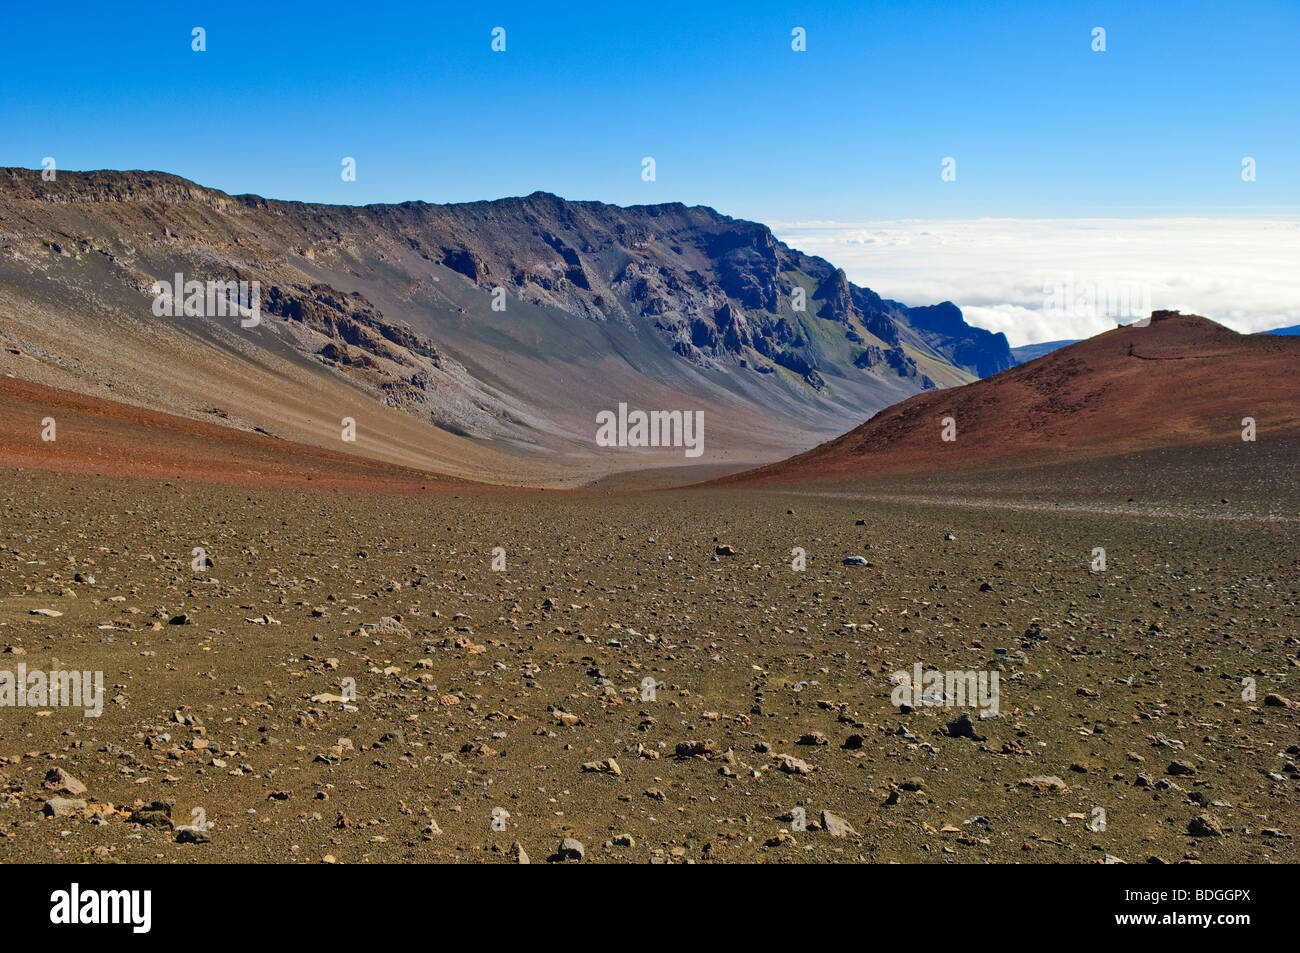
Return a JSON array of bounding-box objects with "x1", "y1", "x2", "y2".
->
[{"x1": 0, "y1": 442, "x2": 1296, "y2": 864}]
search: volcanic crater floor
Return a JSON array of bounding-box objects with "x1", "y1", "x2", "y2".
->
[{"x1": 0, "y1": 458, "x2": 1296, "y2": 864}]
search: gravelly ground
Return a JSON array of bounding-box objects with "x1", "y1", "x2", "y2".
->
[{"x1": 1, "y1": 456, "x2": 1296, "y2": 864}]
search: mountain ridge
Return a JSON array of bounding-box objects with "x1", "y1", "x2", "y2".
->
[{"x1": 1, "y1": 167, "x2": 1012, "y2": 484}]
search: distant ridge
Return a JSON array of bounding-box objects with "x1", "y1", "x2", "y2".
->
[{"x1": 1010, "y1": 339, "x2": 1077, "y2": 365}]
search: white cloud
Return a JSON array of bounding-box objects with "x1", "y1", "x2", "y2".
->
[{"x1": 771, "y1": 218, "x2": 1300, "y2": 347}]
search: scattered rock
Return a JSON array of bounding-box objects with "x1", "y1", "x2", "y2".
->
[
  {"x1": 366, "y1": 616, "x2": 410, "y2": 638},
  {"x1": 676, "y1": 739, "x2": 722, "y2": 760},
  {"x1": 775, "y1": 754, "x2": 813, "y2": 775},
  {"x1": 44, "y1": 768, "x2": 87, "y2": 796},
  {"x1": 946, "y1": 713, "x2": 986, "y2": 741},
  {"x1": 127, "y1": 801, "x2": 174, "y2": 828},
  {"x1": 1019, "y1": 775, "x2": 1069, "y2": 793},
  {"x1": 821, "y1": 811, "x2": 858, "y2": 838},
  {"x1": 42, "y1": 797, "x2": 87, "y2": 817},
  {"x1": 555, "y1": 837, "x2": 585, "y2": 862},
  {"x1": 1187, "y1": 813, "x2": 1224, "y2": 837}
]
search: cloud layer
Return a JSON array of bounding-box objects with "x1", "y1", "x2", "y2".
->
[{"x1": 772, "y1": 218, "x2": 1300, "y2": 347}]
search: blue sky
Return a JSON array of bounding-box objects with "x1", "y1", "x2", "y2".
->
[{"x1": 2, "y1": 0, "x2": 1296, "y2": 223}]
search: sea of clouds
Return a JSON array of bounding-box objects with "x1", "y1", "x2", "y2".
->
[{"x1": 772, "y1": 218, "x2": 1300, "y2": 347}]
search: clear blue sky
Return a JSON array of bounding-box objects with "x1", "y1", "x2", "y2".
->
[{"x1": 2, "y1": 0, "x2": 1296, "y2": 223}]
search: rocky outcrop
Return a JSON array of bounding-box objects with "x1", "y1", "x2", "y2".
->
[
  {"x1": 262, "y1": 283, "x2": 442, "y2": 368},
  {"x1": 441, "y1": 246, "x2": 489, "y2": 284}
]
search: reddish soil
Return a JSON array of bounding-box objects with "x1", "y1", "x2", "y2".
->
[
  {"x1": 718, "y1": 312, "x2": 1300, "y2": 484},
  {"x1": 0, "y1": 375, "x2": 476, "y2": 493}
]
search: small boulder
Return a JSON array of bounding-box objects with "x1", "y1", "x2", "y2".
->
[
  {"x1": 44, "y1": 767, "x2": 87, "y2": 796},
  {"x1": 776, "y1": 754, "x2": 813, "y2": 776},
  {"x1": 1019, "y1": 775, "x2": 1069, "y2": 793},
  {"x1": 127, "y1": 801, "x2": 174, "y2": 828},
  {"x1": 555, "y1": 838, "x2": 585, "y2": 862},
  {"x1": 946, "y1": 713, "x2": 986, "y2": 741},
  {"x1": 1187, "y1": 813, "x2": 1224, "y2": 837},
  {"x1": 581, "y1": 757, "x2": 621, "y2": 776},
  {"x1": 42, "y1": 798, "x2": 87, "y2": 817},
  {"x1": 821, "y1": 811, "x2": 858, "y2": 838}
]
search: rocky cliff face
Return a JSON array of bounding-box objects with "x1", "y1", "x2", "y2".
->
[
  {"x1": 0, "y1": 168, "x2": 1010, "y2": 477},
  {"x1": 904, "y1": 302, "x2": 1013, "y2": 378}
]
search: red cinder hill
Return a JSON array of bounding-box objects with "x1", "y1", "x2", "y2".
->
[{"x1": 716, "y1": 311, "x2": 1300, "y2": 484}]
